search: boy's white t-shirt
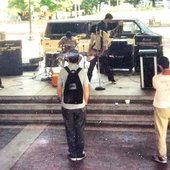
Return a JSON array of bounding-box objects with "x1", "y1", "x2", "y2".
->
[{"x1": 153, "y1": 73, "x2": 170, "y2": 108}]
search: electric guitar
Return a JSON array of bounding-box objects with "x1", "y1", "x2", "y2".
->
[{"x1": 87, "y1": 48, "x2": 103, "y2": 62}]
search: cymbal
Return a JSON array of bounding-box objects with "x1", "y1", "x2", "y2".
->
[
  {"x1": 74, "y1": 34, "x2": 87, "y2": 39},
  {"x1": 63, "y1": 44, "x2": 74, "y2": 46},
  {"x1": 45, "y1": 52, "x2": 60, "y2": 54},
  {"x1": 78, "y1": 43, "x2": 89, "y2": 46}
]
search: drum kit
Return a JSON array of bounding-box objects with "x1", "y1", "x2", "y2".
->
[
  {"x1": 35, "y1": 35, "x2": 105, "y2": 90},
  {"x1": 34, "y1": 40, "x2": 89, "y2": 86}
]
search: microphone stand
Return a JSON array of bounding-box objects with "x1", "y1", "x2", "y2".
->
[{"x1": 95, "y1": 56, "x2": 105, "y2": 91}]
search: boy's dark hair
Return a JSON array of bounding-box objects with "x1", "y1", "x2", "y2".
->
[
  {"x1": 67, "y1": 49, "x2": 79, "y2": 63},
  {"x1": 105, "y1": 13, "x2": 113, "y2": 19},
  {"x1": 69, "y1": 56, "x2": 79, "y2": 63},
  {"x1": 66, "y1": 31, "x2": 72, "y2": 38},
  {"x1": 158, "y1": 56, "x2": 169, "y2": 69}
]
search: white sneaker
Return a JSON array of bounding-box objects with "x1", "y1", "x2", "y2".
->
[
  {"x1": 152, "y1": 155, "x2": 167, "y2": 164},
  {"x1": 76, "y1": 151, "x2": 86, "y2": 161}
]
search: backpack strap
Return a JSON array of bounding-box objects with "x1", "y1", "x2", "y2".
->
[
  {"x1": 75, "y1": 67, "x2": 82, "y2": 74},
  {"x1": 64, "y1": 66, "x2": 71, "y2": 73},
  {"x1": 65, "y1": 66, "x2": 82, "y2": 74}
]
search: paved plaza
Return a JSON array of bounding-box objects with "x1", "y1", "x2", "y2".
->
[{"x1": 1, "y1": 125, "x2": 170, "y2": 170}]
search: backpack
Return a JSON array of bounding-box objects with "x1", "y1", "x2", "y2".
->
[{"x1": 63, "y1": 66, "x2": 83, "y2": 104}]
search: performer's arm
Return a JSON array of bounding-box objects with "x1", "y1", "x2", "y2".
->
[
  {"x1": 110, "y1": 21, "x2": 123, "y2": 38},
  {"x1": 57, "y1": 84, "x2": 62, "y2": 100},
  {"x1": 58, "y1": 37, "x2": 64, "y2": 48},
  {"x1": 88, "y1": 33, "x2": 95, "y2": 51},
  {"x1": 84, "y1": 84, "x2": 89, "y2": 105}
]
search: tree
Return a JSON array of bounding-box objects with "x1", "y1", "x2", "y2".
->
[
  {"x1": 8, "y1": 0, "x2": 42, "y2": 14},
  {"x1": 40, "y1": 0, "x2": 58, "y2": 12},
  {"x1": 81, "y1": 0, "x2": 98, "y2": 14},
  {"x1": 8, "y1": 0, "x2": 39, "y2": 20},
  {"x1": 81, "y1": 0, "x2": 110, "y2": 15},
  {"x1": 8, "y1": 0, "x2": 29, "y2": 12},
  {"x1": 8, "y1": 0, "x2": 60, "y2": 13}
]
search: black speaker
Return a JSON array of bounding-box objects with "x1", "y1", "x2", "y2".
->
[
  {"x1": 0, "y1": 40, "x2": 22, "y2": 76},
  {"x1": 108, "y1": 41, "x2": 133, "y2": 70},
  {"x1": 139, "y1": 49, "x2": 157, "y2": 89}
]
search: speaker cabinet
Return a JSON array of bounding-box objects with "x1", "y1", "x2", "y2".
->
[
  {"x1": 108, "y1": 41, "x2": 133, "y2": 70},
  {"x1": 0, "y1": 40, "x2": 22, "y2": 76},
  {"x1": 139, "y1": 49, "x2": 157, "y2": 89}
]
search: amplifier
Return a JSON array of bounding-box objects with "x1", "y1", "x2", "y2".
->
[
  {"x1": 135, "y1": 35, "x2": 161, "y2": 46},
  {"x1": 0, "y1": 40, "x2": 23, "y2": 76},
  {"x1": 0, "y1": 40, "x2": 22, "y2": 51},
  {"x1": 0, "y1": 40, "x2": 22, "y2": 47},
  {"x1": 139, "y1": 49, "x2": 157, "y2": 89}
]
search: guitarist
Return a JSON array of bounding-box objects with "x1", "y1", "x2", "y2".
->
[{"x1": 87, "y1": 13, "x2": 116, "y2": 83}]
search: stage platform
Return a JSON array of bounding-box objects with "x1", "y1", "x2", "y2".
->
[{"x1": 0, "y1": 68, "x2": 154, "y2": 97}]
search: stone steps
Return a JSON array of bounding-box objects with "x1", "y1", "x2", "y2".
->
[
  {"x1": 0, "y1": 95, "x2": 153, "y2": 104},
  {"x1": 0, "y1": 113, "x2": 154, "y2": 127},
  {"x1": 0, "y1": 103, "x2": 153, "y2": 114},
  {"x1": 0, "y1": 95, "x2": 154, "y2": 127}
]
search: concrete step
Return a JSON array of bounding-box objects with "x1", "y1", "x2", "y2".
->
[
  {"x1": 0, "y1": 95, "x2": 153, "y2": 104},
  {"x1": 0, "y1": 103, "x2": 153, "y2": 114},
  {"x1": 0, "y1": 95, "x2": 154, "y2": 127},
  {"x1": 0, "y1": 113, "x2": 154, "y2": 127}
]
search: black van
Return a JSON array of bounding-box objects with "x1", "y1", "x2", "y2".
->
[
  {"x1": 42, "y1": 18, "x2": 163, "y2": 71},
  {"x1": 44, "y1": 19, "x2": 96, "y2": 39}
]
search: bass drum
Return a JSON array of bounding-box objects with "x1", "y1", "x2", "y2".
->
[{"x1": 45, "y1": 52, "x2": 60, "y2": 67}]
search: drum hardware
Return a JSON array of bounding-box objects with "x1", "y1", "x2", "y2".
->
[
  {"x1": 78, "y1": 42, "x2": 89, "y2": 69},
  {"x1": 32, "y1": 60, "x2": 51, "y2": 80},
  {"x1": 95, "y1": 53, "x2": 105, "y2": 91},
  {"x1": 74, "y1": 34, "x2": 87, "y2": 40},
  {"x1": 32, "y1": 51, "x2": 62, "y2": 80},
  {"x1": 45, "y1": 52, "x2": 61, "y2": 67}
]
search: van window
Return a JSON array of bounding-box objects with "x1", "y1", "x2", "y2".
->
[
  {"x1": 45, "y1": 22, "x2": 91, "y2": 38},
  {"x1": 123, "y1": 21, "x2": 141, "y2": 34}
]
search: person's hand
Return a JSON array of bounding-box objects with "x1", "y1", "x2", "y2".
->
[
  {"x1": 118, "y1": 21, "x2": 123, "y2": 26},
  {"x1": 88, "y1": 48, "x2": 97, "y2": 56}
]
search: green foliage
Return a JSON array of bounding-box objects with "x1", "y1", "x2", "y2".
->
[
  {"x1": 8, "y1": 0, "x2": 29, "y2": 12},
  {"x1": 81, "y1": 0, "x2": 112, "y2": 15},
  {"x1": 40, "y1": 0, "x2": 58, "y2": 12},
  {"x1": 81, "y1": 0, "x2": 99, "y2": 14},
  {"x1": 8, "y1": 0, "x2": 160, "y2": 16},
  {"x1": 8, "y1": 0, "x2": 74, "y2": 13}
]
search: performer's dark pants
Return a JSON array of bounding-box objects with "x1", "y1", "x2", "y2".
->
[
  {"x1": 0, "y1": 78, "x2": 2, "y2": 85},
  {"x1": 62, "y1": 107, "x2": 86, "y2": 156},
  {"x1": 87, "y1": 57, "x2": 98, "y2": 82},
  {"x1": 87, "y1": 56, "x2": 115, "y2": 82},
  {"x1": 100, "y1": 56, "x2": 115, "y2": 81}
]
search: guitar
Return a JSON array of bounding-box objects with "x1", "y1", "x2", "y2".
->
[{"x1": 87, "y1": 46, "x2": 109, "y2": 62}]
